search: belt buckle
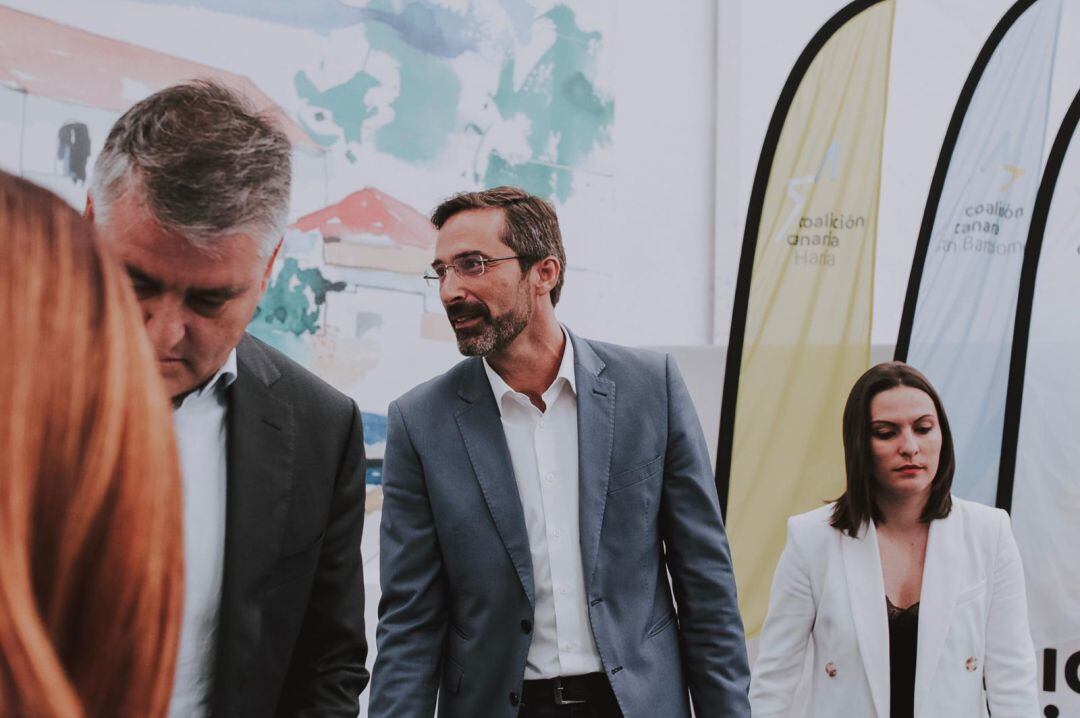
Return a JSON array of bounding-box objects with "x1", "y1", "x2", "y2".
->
[{"x1": 554, "y1": 677, "x2": 586, "y2": 706}]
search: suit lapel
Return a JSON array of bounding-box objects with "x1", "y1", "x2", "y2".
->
[
  {"x1": 572, "y1": 334, "x2": 615, "y2": 590},
  {"x1": 913, "y1": 508, "x2": 963, "y2": 718},
  {"x1": 215, "y1": 335, "x2": 295, "y2": 712},
  {"x1": 841, "y1": 521, "x2": 890, "y2": 718},
  {"x1": 455, "y1": 358, "x2": 535, "y2": 607}
]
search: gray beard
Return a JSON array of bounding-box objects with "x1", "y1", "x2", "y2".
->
[{"x1": 455, "y1": 308, "x2": 529, "y2": 356}]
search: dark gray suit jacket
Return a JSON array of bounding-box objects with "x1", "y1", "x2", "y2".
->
[
  {"x1": 210, "y1": 334, "x2": 368, "y2": 717},
  {"x1": 370, "y1": 332, "x2": 750, "y2": 718}
]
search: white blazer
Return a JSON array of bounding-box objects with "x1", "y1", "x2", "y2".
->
[{"x1": 750, "y1": 497, "x2": 1038, "y2": 718}]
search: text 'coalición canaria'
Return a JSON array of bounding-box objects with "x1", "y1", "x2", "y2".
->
[
  {"x1": 935, "y1": 201, "x2": 1026, "y2": 257},
  {"x1": 786, "y1": 212, "x2": 866, "y2": 268}
]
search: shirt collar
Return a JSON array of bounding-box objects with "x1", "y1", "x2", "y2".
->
[
  {"x1": 483, "y1": 327, "x2": 576, "y2": 414},
  {"x1": 555, "y1": 327, "x2": 576, "y2": 394},
  {"x1": 194, "y1": 348, "x2": 239, "y2": 399}
]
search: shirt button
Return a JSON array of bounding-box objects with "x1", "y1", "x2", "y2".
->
[
  {"x1": 560, "y1": 585, "x2": 569, "y2": 595},
  {"x1": 521, "y1": 619, "x2": 532, "y2": 634},
  {"x1": 546, "y1": 473, "x2": 555, "y2": 483},
  {"x1": 553, "y1": 529, "x2": 563, "y2": 538},
  {"x1": 509, "y1": 692, "x2": 519, "y2": 706}
]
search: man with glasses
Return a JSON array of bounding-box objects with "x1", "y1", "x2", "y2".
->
[{"x1": 369, "y1": 186, "x2": 750, "y2": 718}]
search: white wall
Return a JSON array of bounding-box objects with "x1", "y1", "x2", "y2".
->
[{"x1": 604, "y1": 0, "x2": 719, "y2": 346}]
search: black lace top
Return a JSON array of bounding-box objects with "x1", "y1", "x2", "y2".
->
[{"x1": 887, "y1": 596, "x2": 919, "y2": 718}]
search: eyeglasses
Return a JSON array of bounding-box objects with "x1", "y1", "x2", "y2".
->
[{"x1": 424, "y1": 254, "x2": 524, "y2": 288}]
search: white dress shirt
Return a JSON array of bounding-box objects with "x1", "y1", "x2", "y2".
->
[
  {"x1": 168, "y1": 350, "x2": 237, "y2": 718},
  {"x1": 482, "y1": 330, "x2": 604, "y2": 679}
]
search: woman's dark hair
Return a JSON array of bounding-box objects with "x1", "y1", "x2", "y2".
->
[{"x1": 830, "y1": 361, "x2": 955, "y2": 537}]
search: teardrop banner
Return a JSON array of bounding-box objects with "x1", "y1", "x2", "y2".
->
[
  {"x1": 998, "y1": 87, "x2": 1080, "y2": 716},
  {"x1": 895, "y1": 0, "x2": 1062, "y2": 506},
  {"x1": 716, "y1": 0, "x2": 894, "y2": 637}
]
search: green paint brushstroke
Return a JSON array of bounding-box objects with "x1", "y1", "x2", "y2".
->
[
  {"x1": 296, "y1": 113, "x2": 341, "y2": 148},
  {"x1": 253, "y1": 258, "x2": 346, "y2": 336},
  {"x1": 295, "y1": 69, "x2": 381, "y2": 146},
  {"x1": 365, "y1": 0, "x2": 461, "y2": 163},
  {"x1": 485, "y1": 153, "x2": 560, "y2": 199},
  {"x1": 485, "y1": 4, "x2": 613, "y2": 202},
  {"x1": 246, "y1": 321, "x2": 313, "y2": 365}
]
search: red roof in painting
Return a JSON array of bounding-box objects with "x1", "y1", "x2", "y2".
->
[
  {"x1": 292, "y1": 188, "x2": 436, "y2": 249},
  {"x1": 0, "y1": 6, "x2": 316, "y2": 150}
]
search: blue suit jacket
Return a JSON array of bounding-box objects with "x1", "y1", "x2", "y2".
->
[{"x1": 370, "y1": 332, "x2": 750, "y2": 717}]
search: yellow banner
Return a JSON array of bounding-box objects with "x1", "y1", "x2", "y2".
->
[{"x1": 726, "y1": 0, "x2": 894, "y2": 637}]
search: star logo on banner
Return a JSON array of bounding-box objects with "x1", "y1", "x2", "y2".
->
[
  {"x1": 1001, "y1": 164, "x2": 1024, "y2": 191},
  {"x1": 773, "y1": 141, "x2": 841, "y2": 245}
]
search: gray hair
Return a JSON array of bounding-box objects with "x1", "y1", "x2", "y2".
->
[{"x1": 91, "y1": 79, "x2": 292, "y2": 257}]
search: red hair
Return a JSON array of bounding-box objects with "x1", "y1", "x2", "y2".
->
[{"x1": 0, "y1": 172, "x2": 183, "y2": 717}]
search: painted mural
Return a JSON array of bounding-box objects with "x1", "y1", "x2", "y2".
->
[{"x1": 0, "y1": 0, "x2": 615, "y2": 493}]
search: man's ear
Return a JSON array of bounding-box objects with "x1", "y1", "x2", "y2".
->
[
  {"x1": 532, "y1": 256, "x2": 561, "y2": 297},
  {"x1": 260, "y1": 238, "x2": 283, "y2": 292},
  {"x1": 84, "y1": 191, "x2": 95, "y2": 222}
]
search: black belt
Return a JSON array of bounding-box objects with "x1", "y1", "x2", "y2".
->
[{"x1": 522, "y1": 673, "x2": 609, "y2": 706}]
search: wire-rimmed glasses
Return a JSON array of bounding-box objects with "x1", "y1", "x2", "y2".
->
[{"x1": 424, "y1": 254, "x2": 524, "y2": 288}]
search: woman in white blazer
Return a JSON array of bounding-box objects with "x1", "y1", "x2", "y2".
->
[{"x1": 750, "y1": 362, "x2": 1039, "y2": 718}]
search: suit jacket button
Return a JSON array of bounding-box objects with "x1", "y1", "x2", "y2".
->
[
  {"x1": 521, "y1": 619, "x2": 532, "y2": 634},
  {"x1": 825, "y1": 662, "x2": 838, "y2": 678},
  {"x1": 965, "y1": 657, "x2": 977, "y2": 672},
  {"x1": 509, "y1": 692, "x2": 520, "y2": 706}
]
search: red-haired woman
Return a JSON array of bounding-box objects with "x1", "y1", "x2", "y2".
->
[{"x1": 0, "y1": 172, "x2": 183, "y2": 717}]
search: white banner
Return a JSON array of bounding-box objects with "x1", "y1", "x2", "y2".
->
[
  {"x1": 1009, "y1": 92, "x2": 1080, "y2": 716},
  {"x1": 901, "y1": 0, "x2": 1060, "y2": 505}
]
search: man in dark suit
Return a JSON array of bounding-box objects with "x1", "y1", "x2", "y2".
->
[
  {"x1": 87, "y1": 80, "x2": 368, "y2": 717},
  {"x1": 370, "y1": 187, "x2": 750, "y2": 717}
]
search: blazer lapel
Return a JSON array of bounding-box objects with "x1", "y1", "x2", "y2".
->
[
  {"x1": 572, "y1": 334, "x2": 615, "y2": 590},
  {"x1": 841, "y1": 521, "x2": 890, "y2": 718},
  {"x1": 215, "y1": 336, "x2": 295, "y2": 712},
  {"x1": 914, "y1": 508, "x2": 963, "y2": 718},
  {"x1": 454, "y1": 358, "x2": 535, "y2": 607}
]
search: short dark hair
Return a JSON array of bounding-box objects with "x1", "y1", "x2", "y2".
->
[
  {"x1": 830, "y1": 362, "x2": 955, "y2": 537},
  {"x1": 430, "y1": 186, "x2": 566, "y2": 306},
  {"x1": 92, "y1": 79, "x2": 292, "y2": 257}
]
